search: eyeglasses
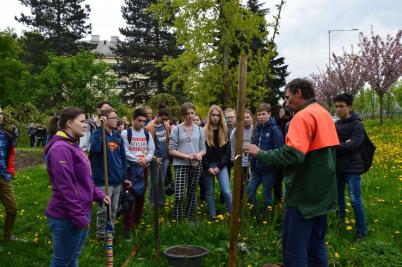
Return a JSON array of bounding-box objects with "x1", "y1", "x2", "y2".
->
[
  {"x1": 335, "y1": 105, "x2": 348, "y2": 109},
  {"x1": 107, "y1": 117, "x2": 119, "y2": 121}
]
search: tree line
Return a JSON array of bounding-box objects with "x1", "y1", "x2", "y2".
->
[{"x1": 1, "y1": 0, "x2": 289, "y2": 119}]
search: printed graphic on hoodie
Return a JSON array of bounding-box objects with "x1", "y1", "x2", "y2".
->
[{"x1": 108, "y1": 141, "x2": 119, "y2": 152}]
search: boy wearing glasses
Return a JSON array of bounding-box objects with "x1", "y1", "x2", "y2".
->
[
  {"x1": 334, "y1": 93, "x2": 367, "y2": 241},
  {"x1": 90, "y1": 108, "x2": 129, "y2": 241}
]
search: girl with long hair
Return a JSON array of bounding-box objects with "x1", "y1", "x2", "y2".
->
[{"x1": 203, "y1": 105, "x2": 232, "y2": 219}]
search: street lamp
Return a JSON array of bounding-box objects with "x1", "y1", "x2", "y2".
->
[{"x1": 328, "y1": 28, "x2": 359, "y2": 68}]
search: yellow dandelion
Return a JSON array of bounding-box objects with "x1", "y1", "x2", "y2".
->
[
  {"x1": 262, "y1": 221, "x2": 268, "y2": 224},
  {"x1": 216, "y1": 214, "x2": 224, "y2": 221},
  {"x1": 395, "y1": 231, "x2": 400, "y2": 234},
  {"x1": 351, "y1": 219, "x2": 356, "y2": 224},
  {"x1": 334, "y1": 252, "x2": 340, "y2": 258},
  {"x1": 346, "y1": 226, "x2": 353, "y2": 231},
  {"x1": 207, "y1": 221, "x2": 212, "y2": 224}
]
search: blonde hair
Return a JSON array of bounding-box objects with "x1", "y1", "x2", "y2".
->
[{"x1": 204, "y1": 105, "x2": 228, "y2": 147}]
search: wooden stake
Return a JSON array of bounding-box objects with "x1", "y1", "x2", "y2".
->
[
  {"x1": 102, "y1": 122, "x2": 109, "y2": 197},
  {"x1": 153, "y1": 158, "x2": 161, "y2": 261},
  {"x1": 228, "y1": 54, "x2": 247, "y2": 267}
]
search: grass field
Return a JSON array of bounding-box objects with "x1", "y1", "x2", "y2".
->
[{"x1": 0, "y1": 120, "x2": 401, "y2": 266}]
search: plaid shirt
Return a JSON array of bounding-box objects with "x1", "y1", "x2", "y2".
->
[{"x1": 0, "y1": 129, "x2": 12, "y2": 181}]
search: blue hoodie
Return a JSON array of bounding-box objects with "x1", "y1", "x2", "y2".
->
[
  {"x1": 251, "y1": 117, "x2": 284, "y2": 173},
  {"x1": 89, "y1": 127, "x2": 127, "y2": 186}
]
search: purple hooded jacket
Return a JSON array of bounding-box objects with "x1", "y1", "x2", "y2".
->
[{"x1": 45, "y1": 131, "x2": 104, "y2": 229}]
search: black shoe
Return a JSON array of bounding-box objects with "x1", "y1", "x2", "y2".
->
[
  {"x1": 96, "y1": 236, "x2": 105, "y2": 242},
  {"x1": 165, "y1": 186, "x2": 175, "y2": 196},
  {"x1": 124, "y1": 230, "x2": 132, "y2": 241},
  {"x1": 356, "y1": 233, "x2": 366, "y2": 242}
]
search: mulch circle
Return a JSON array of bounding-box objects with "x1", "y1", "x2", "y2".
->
[{"x1": 14, "y1": 149, "x2": 45, "y2": 171}]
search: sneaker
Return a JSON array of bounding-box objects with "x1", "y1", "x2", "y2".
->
[
  {"x1": 123, "y1": 230, "x2": 132, "y2": 241},
  {"x1": 4, "y1": 234, "x2": 27, "y2": 242}
]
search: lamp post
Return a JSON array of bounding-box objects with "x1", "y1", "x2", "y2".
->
[{"x1": 328, "y1": 28, "x2": 359, "y2": 68}]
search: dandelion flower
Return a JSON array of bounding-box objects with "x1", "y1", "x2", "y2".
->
[
  {"x1": 334, "y1": 252, "x2": 340, "y2": 258},
  {"x1": 216, "y1": 214, "x2": 224, "y2": 221},
  {"x1": 346, "y1": 226, "x2": 353, "y2": 231}
]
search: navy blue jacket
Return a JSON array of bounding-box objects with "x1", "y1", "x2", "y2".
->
[
  {"x1": 251, "y1": 117, "x2": 284, "y2": 173},
  {"x1": 89, "y1": 128, "x2": 127, "y2": 186}
]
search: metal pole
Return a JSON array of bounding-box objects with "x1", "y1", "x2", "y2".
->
[
  {"x1": 327, "y1": 28, "x2": 359, "y2": 70},
  {"x1": 328, "y1": 30, "x2": 331, "y2": 68}
]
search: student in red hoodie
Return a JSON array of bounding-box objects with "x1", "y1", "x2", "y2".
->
[{"x1": 0, "y1": 106, "x2": 18, "y2": 241}]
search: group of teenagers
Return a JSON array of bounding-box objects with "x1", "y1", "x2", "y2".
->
[{"x1": 0, "y1": 78, "x2": 370, "y2": 267}]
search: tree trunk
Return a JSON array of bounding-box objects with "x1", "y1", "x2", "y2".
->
[
  {"x1": 371, "y1": 88, "x2": 375, "y2": 119},
  {"x1": 379, "y1": 93, "x2": 384, "y2": 125},
  {"x1": 386, "y1": 93, "x2": 391, "y2": 119}
]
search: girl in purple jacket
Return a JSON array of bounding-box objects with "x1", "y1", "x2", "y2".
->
[{"x1": 45, "y1": 107, "x2": 110, "y2": 267}]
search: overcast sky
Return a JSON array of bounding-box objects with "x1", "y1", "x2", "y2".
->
[{"x1": 1, "y1": 0, "x2": 401, "y2": 80}]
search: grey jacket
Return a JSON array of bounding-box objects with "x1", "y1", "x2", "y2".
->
[{"x1": 169, "y1": 123, "x2": 206, "y2": 166}]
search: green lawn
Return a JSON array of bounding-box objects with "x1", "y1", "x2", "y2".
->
[{"x1": 0, "y1": 120, "x2": 401, "y2": 266}]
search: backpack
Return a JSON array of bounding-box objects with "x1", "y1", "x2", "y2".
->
[{"x1": 359, "y1": 130, "x2": 376, "y2": 173}]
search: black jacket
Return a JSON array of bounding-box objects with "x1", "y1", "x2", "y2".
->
[
  {"x1": 203, "y1": 128, "x2": 230, "y2": 171},
  {"x1": 335, "y1": 112, "x2": 365, "y2": 174}
]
